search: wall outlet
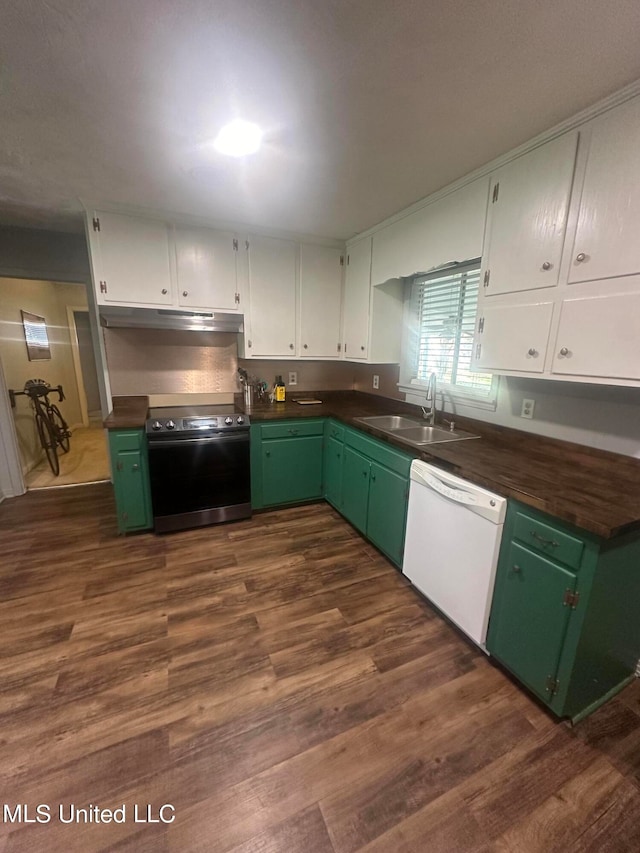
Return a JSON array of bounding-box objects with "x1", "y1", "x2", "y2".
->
[
  {"x1": 373, "y1": 374, "x2": 380, "y2": 390},
  {"x1": 521, "y1": 398, "x2": 535, "y2": 419},
  {"x1": 288, "y1": 371, "x2": 298, "y2": 386}
]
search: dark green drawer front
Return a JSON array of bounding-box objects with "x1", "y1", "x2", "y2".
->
[
  {"x1": 326, "y1": 420, "x2": 345, "y2": 443},
  {"x1": 110, "y1": 429, "x2": 143, "y2": 452},
  {"x1": 513, "y1": 511, "x2": 584, "y2": 570},
  {"x1": 260, "y1": 420, "x2": 324, "y2": 440},
  {"x1": 344, "y1": 428, "x2": 412, "y2": 477}
]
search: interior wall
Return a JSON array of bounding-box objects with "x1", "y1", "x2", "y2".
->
[
  {"x1": 103, "y1": 328, "x2": 239, "y2": 396},
  {"x1": 0, "y1": 226, "x2": 90, "y2": 283},
  {"x1": 103, "y1": 328, "x2": 358, "y2": 397},
  {"x1": 0, "y1": 277, "x2": 87, "y2": 474},
  {"x1": 74, "y1": 311, "x2": 101, "y2": 411},
  {"x1": 237, "y1": 359, "x2": 355, "y2": 393},
  {"x1": 355, "y1": 361, "x2": 640, "y2": 458}
]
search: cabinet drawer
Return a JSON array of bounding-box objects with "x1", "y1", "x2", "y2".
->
[
  {"x1": 513, "y1": 511, "x2": 584, "y2": 570},
  {"x1": 260, "y1": 420, "x2": 324, "y2": 440},
  {"x1": 109, "y1": 429, "x2": 143, "y2": 453},
  {"x1": 326, "y1": 420, "x2": 345, "y2": 443},
  {"x1": 344, "y1": 428, "x2": 412, "y2": 477}
]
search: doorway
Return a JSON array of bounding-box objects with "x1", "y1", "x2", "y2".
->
[{"x1": 0, "y1": 277, "x2": 110, "y2": 490}]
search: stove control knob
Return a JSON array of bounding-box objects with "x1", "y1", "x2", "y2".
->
[
  {"x1": 224, "y1": 417, "x2": 233, "y2": 425},
  {"x1": 151, "y1": 421, "x2": 162, "y2": 431},
  {"x1": 236, "y1": 416, "x2": 245, "y2": 425},
  {"x1": 166, "y1": 420, "x2": 176, "y2": 430}
]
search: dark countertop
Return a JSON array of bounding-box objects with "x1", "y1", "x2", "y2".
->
[
  {"x1": 103, "y1": 395, "x2": 150, "y2": 429},
  {"x1": 104, "y1": 390, "x2": 640, "y2": 540}
]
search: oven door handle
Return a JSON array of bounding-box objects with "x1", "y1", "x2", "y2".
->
[{"x1": 148, "y1": 433, "x2": 249, "y2": 449}]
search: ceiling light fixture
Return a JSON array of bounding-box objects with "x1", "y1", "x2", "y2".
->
[{"x1": 213, "y1": 120, "x2": 263, "y2": 157}]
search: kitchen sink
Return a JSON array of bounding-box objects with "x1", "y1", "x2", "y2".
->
[
  {"x1": 392, "y1": 425, "x2": 479, "y2": 445},
  {"x1": 355, "y1": 415, "x2": 480, "y2": 446},
  {"x1": 356, "y1": 415, "x2": 422, "y2": 430}
]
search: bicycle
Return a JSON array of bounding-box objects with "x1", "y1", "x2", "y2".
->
[{"x1": 12, "y1": 380, "x2": 71, "y2": 476}]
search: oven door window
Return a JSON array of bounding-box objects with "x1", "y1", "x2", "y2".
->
[{"x1": 148, "y1": 433, "x2": 250, "y2": 517}]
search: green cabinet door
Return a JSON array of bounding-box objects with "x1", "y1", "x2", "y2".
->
[
  {"x1": 487, "y1": 540, "x2": 578, "y2": 703},
  {"x1": 367, "y1": 461, "x2": 408, "y2": 566},
  {"x1": 108, "y1": 430, "x2": 153, "y2": 534},
  {"x1": 261, "y1": 435, "x2": 323, "y2": 506},
  {"x1": 324, "y1": 435, "x2": 344, "y2": 509},
  {"x1": 342, "y1": 445, "x2": 370, "y2": 534}
]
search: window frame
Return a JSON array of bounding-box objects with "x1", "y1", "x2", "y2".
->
[{"x1": 397, "y1": 260, "x2": 499, "y2": 410}]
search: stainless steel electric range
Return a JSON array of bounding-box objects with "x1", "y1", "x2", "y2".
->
[{"x1": 145, "y1": 405, "x2": 251, "y2": 533}]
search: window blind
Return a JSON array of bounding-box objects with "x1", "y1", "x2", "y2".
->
[{"x1": 410, "y1": 262, "x2": 492, "y2": 395}]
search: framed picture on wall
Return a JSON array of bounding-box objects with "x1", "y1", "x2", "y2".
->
[{"x1": 21, "y1": 310, "x2": 51, "y2": 360}]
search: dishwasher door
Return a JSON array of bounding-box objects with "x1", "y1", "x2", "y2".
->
[{"x1": 402, "y1": 460, "x2": 507, "y2": 649}]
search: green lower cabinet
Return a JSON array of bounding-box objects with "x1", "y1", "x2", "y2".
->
[
  {"x1": 341, "y1": 428, "x2": 411, "y2": 567},
  {"x1": 108, "y1": 429, "x2": 153, "y2": 534},
  {"x1": 487, "y1": 541, "x2": 578, "y2": 701},
  {"x1": 367, "y1": 462, "x2": 409, "y2": 567},
  {"x1": 324, "y1": 435, "x2": 344, "y2": 510},
  {"x1": 251, "y1": 419, "x2": 324, "y2": 508},
  {"x1": 262, "y1": 435, "x2": 323, "y2": 506},
  {"x1": 487, "y1": 501, "x2": 640, "y2": 722},
  {"x1": 342, "y1": 445, "x2": 370, "y2": 534}
]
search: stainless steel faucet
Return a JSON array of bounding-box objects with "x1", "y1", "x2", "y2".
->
[{"x1": 422, "y1": 372, "x2": 437, "y2": 423}]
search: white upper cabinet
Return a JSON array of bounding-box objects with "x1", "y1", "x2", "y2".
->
[
  {"x1": 343, "y1": 238, "x2": 372, "y2": 360},
  {"x1": 245, "y1": 235, "x2": 297, "y2": 357},
  {"x1": 551, "y1": 292, "x2": 640, "y2": 380},
  {"x1": 89, "y1": 211, "x2": 173, "y2": 306},
  {"x1": 299, "y1": 244, "x2": 343, "y2": 358},
  {"x1": 174, "y1": 228, "x2": 240, "y2": 311},
  {"x1": 343, "y1": 237, "x2": 403, "y2": 363},
  {"x1": 371, "y1": 178, "x2": 488, "y2": 285},
  {"x1": 483, "y1": 132, "x2": 578, "y2": 297},
  {"x1": 473, "y1": 301, "x2": 554, "y2": 374},
  {"x1": 568, "y1": 98, "x2": 640, "y2": 285}
]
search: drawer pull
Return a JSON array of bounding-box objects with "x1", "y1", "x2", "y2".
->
[
  {"x1": 512, "y1": 564, "x2": 522, "y2": 573},
  {"x1": 530, "y1": 530, "x2": 559, "y2": 548},
  {"x1": 288, "y1": 428, "x2": 299, "y2": 435}
]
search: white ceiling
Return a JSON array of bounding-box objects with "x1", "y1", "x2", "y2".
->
[{"x1": 2, "y1": 0, "x2": 640, "y2": 240}]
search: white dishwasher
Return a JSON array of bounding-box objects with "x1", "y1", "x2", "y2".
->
[{"x1": 402, "y1": 459, "x2": 507, "y2": 651}]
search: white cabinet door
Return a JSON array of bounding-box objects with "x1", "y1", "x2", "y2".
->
[
  {"x1": 174, "y1": 228, "x2": 239, "y2": 311},
  {"x1": 299, "y1": 244, "x2": 343, "y2": 358},
  {"x1": 483, "y1": 132, "x2": 578, "y2": 297},
  {"x1": 551, "y1": 292, "x2": 640, "y2": 380},
  {"x1": 246, "y1": 235, "x2": 297, "y2": 357},
  {"x1": 371, "y1": 178, "x2": 488, "y2": 285},
  {"x1": 474, "y1": 302, "x2": 554, "y2": 373},
  {"x1": 569, "y1": 99, "x2": 640, "y2": 285},
  {"x1": 343, "y1": 238, "x2": 372, "y2": 360},
  {"x1": 92, "y1": 211, "x2": 173, "y2": 306}
]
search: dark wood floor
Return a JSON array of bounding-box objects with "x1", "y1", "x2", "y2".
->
[{"x1": 1, "y1": 484, "x2": 639, "y2": 852}]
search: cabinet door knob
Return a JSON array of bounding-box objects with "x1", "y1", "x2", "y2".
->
[
  {"x1": 559, "y1": 346, "x2": 570, "y2": 357},
  {"x1": 360, "y1": 345, "x2": 365, "y2": 351},
  {"x1": 542, "y1": 261, "x2": 552, "y2": 271},
  {"x1": 248, "y1": 340, "x2": 252, "y2": 348},
  {"x1": 265, "y1": 450, "x2": 271, "y2": 457},
  {"x1": 132, "y1": 463, "x2": 139, "y2": 471},
  {"x1": 303, "y1": 344, "x2": 308, "y2": 349},
  {"x1": 370, "y1": 472, "x2": 376, "y2": 481},
  {"x1": 575, "y1": 252, "x2": 587, "y2": 262},
  {"x1": 161, "y1": 288, "x2": 168, "y2": 295},
  {"x1": 182, "y1": 291, "x2": 188, "y2": 297},
  {"x1": 289, "y1": 343, "x2": 294, "y2": 350},
  {"x1": 527, "y1": 348, "x2": 538, "y2": 357},
  {"x1": 512, "y1": 564, "x2": 521, "y2": 573}
]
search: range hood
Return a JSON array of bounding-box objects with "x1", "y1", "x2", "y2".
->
[{"x1": 99, "y1": 306, "x2": 244, "y2": 333}]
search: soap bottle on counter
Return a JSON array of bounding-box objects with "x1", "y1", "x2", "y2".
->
[{"x1": 275, "y1": 375, "x2": 286, "y2": 402}]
